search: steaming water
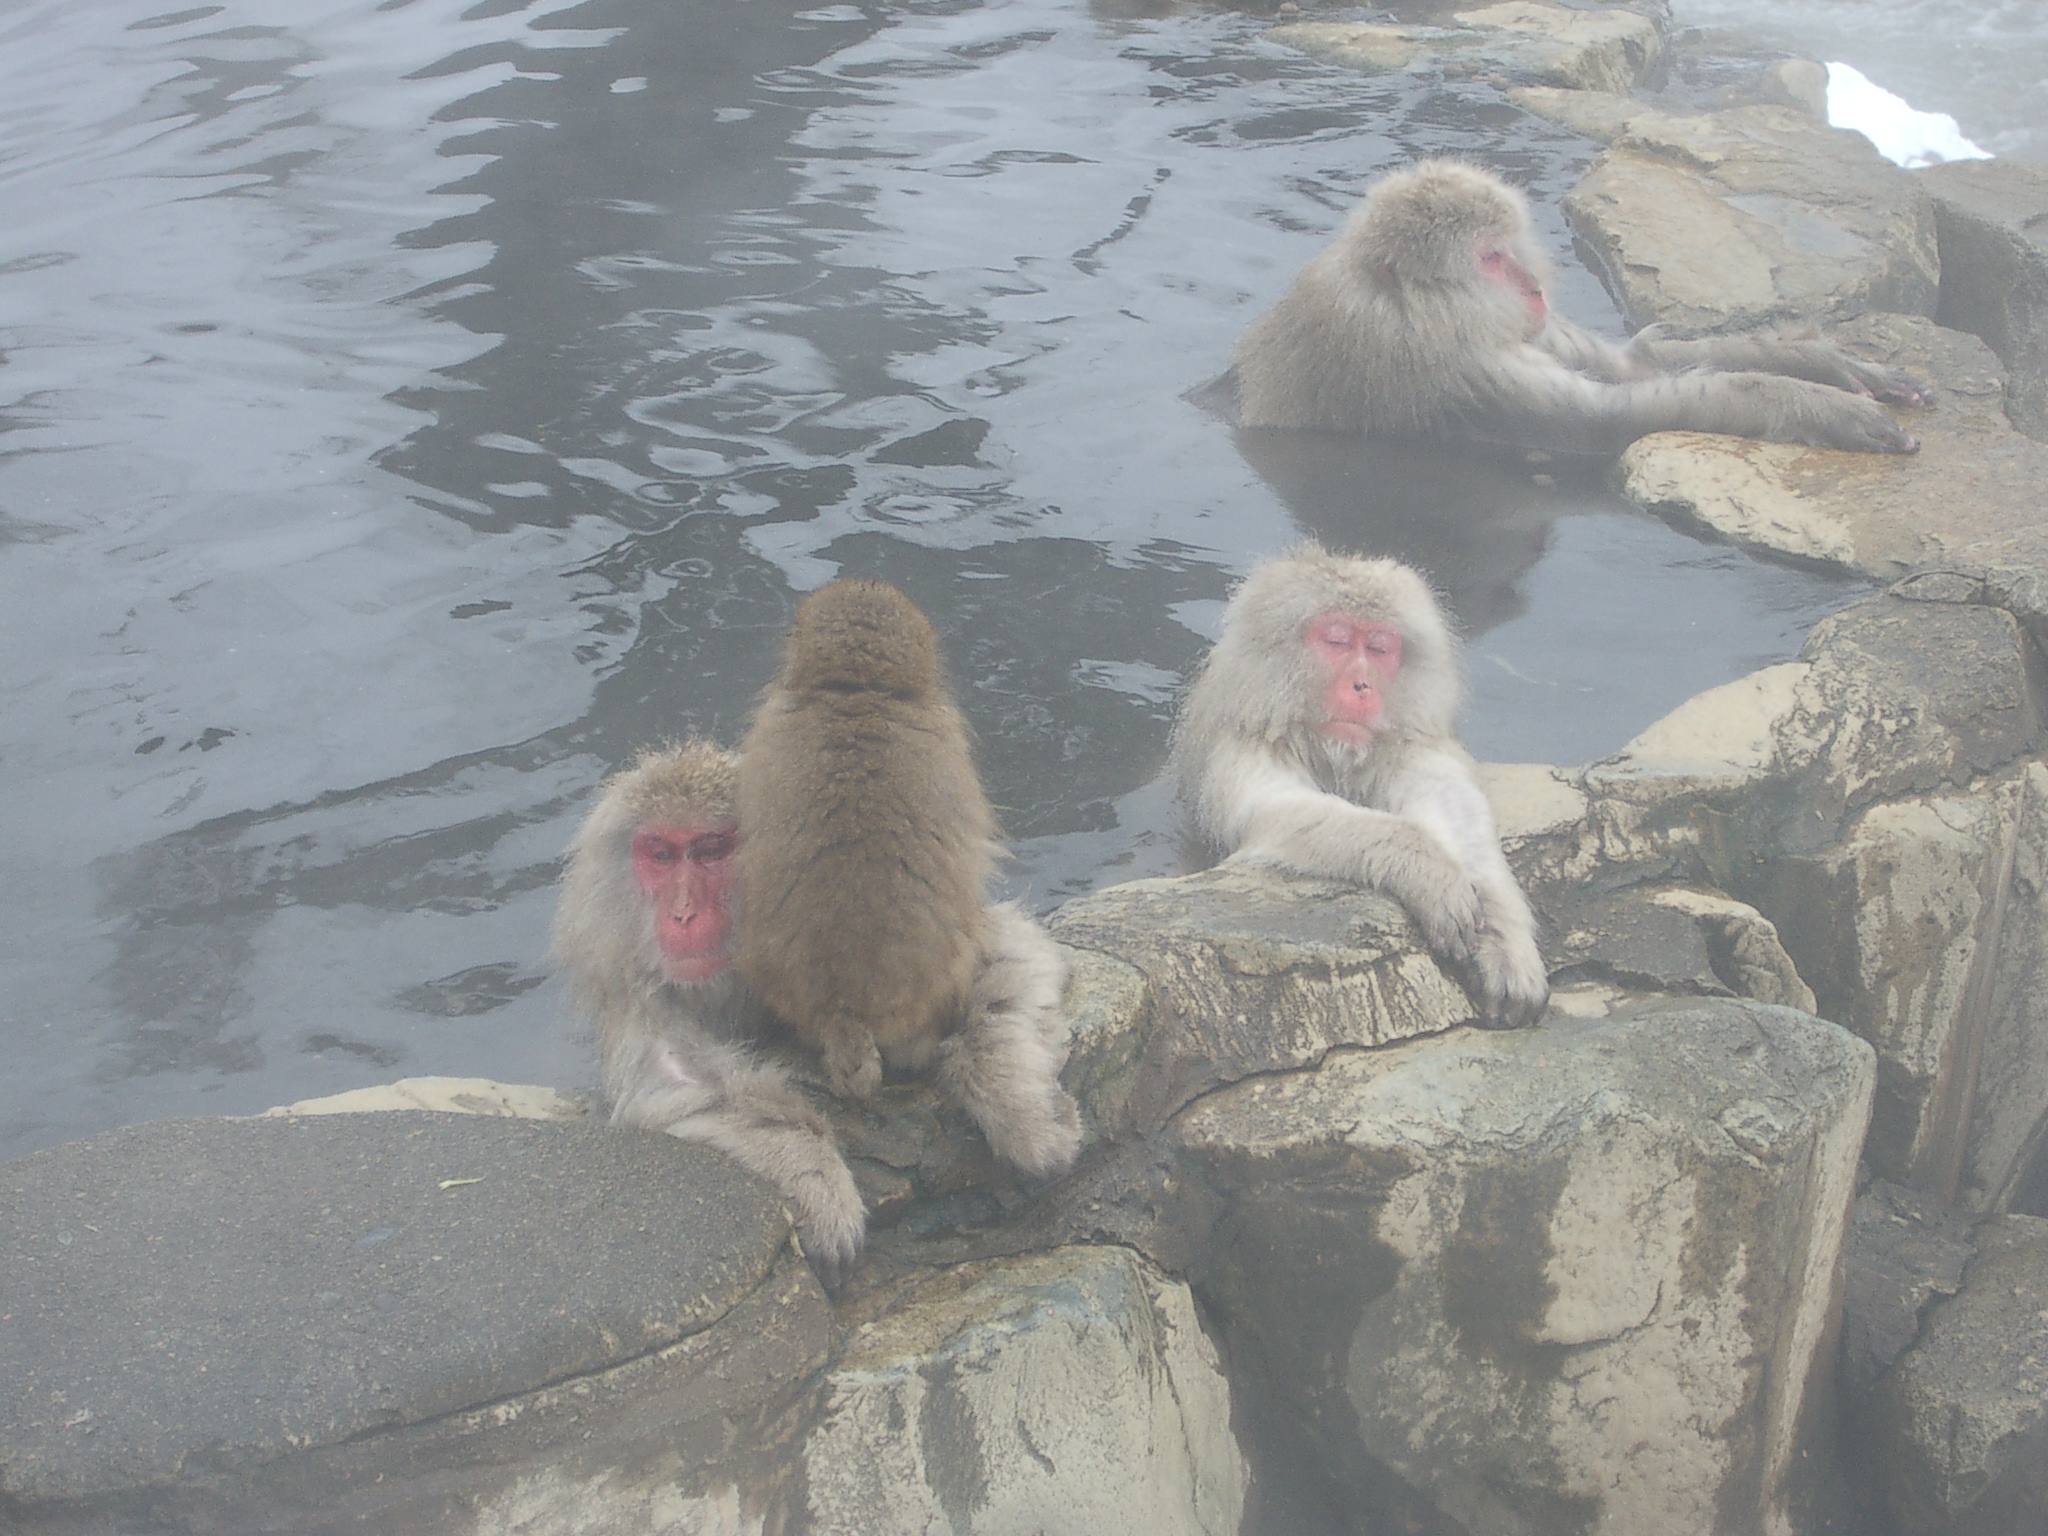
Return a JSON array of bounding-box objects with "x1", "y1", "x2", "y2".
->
[{"x1": 0, "y1": 0, "x2": 1884, "y2": 1155}]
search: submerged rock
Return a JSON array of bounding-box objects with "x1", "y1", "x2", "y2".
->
[{"x1": 1268, "y1": 2, "x2": 1661, "y2": 94}]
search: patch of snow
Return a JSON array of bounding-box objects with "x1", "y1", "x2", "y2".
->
[{"x1": 1826, "y1": 61, "x2": 1992, "y2": 167}]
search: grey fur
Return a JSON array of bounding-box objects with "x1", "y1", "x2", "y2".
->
[
  {"x1": 1232, "y1": 158, "x2": 1929, "y2": 455},
  {"x1": 1172, "y1": 546, "x2": 1549, "y2": 1028},
  {"x1": 554, "y1": 744, "x2": 1080, "y2": 1292}
]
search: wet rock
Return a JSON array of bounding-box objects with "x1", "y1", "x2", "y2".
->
[
  {"x1": 259, "y1": 1074, "x2": 594, "y2": 1120},
  {"x1": 1269, "y1": 1, "x2": 1660, "y2": 93},
  {"x1": 1839, "y1": 1179, "x2": 1976, "y2": 1397},
  {"x1": 1046, "y1": 865, "x2": 1474, "y2": 1138},
  {"x1": 1561, "y1": 104, "x2": 1939, "y2": 335},
  {"x1": 1621, "y1": 316, "x2": 2048, "y2": 583},
  {"x1": 1862, "y1": 1213, "x2": 2048, "y2": 1536},
  {"x1": 0, "y1": 1113, "x2": 829, "y2": 1533},
  {"x1": 800, "y1": 1245, "x2": 1244, "y2": 1536},
  {"x1": 1543, "y1": 882, "x2": 1815, "y2": 1009},
  {"x1": 1174, "y1": 998, "x2": 1875, "y2": 1536},
  {"x1": 1918, "y1": 157, "x2": 2048, "y2": 441}
]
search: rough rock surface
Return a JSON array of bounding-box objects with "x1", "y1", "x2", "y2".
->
[
  {"x1": 1918, "y1": 157, "x2": 2048, "y2": 441},
  {"x1": 1174, "y1": 998, "x2": 1875, "y2": 1536},
  {"x1": 802, "y1": 1246, "x2": 1244, "y2": 1536},
  {"x1": 1047, "y1": 865, "x2": 1473, "y2": 1138},
  {"x1": 0, "y1": 1114, "x2": 827, "y2": 1533},
  {"x1": 1839, "y1": 1180, "x2": 1977, "y2": 1397},
  {"x1": 1559, "y1": 103, "x2": 1938, "y2": 335},
  {"x1": 1542, "y1": 881, "x2": 1815, "y2": 1008},
  {"x1": 1862, "y1": 1214, "x2": 2048, "y2": 1536},
  {"x1": 1269, "y1": 2, "x2": 1660, "y2": 93},
  {"x1": 1622, "y1": 317, "x2": 2048, "y2": 585}
]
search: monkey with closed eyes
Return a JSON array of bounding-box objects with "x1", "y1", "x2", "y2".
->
[{"x1": 1231, "y1": 158, "x2": 1930, "y2": 455}]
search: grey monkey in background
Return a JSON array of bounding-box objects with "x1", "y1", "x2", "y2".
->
[
  {"x1": 1231, "y1": 158, "x2": 1930, "y2": 455},
  {"x1": 1173, "y1": 545, "x2": 1549, "y2": 1029}
]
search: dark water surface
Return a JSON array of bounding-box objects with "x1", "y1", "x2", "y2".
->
[{"x1": 0, "y1": 0, "x2": 1867, "y2": 1156}]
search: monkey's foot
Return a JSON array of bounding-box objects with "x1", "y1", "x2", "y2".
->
[
  {"x1": 824, "y1": 1031, "x2": 883, "y2": 1102},
  {"x1": 980, "y1": 1085, "x2": 1083, "y2": 1179}
]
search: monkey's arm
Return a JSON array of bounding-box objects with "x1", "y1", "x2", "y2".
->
[
  {"x1": 1479, "y1": 348, "x2": 1921, "y2": 454},
  {"x1": 1194, "y1": 738, "x2": 1488, "y2": 966},
  {"x1": 1534, "y1": 316, "x2": 1649, "y2": 382},
  {"x1": 934, "y1": 903, "x2": 1082, "y2": 1178},
  {"x1": 1387, "y1": 748, "x2": 1549, "y2": 1029},
  {"x1": 607, "y1": 1018, "x2": 866, "y2": 1291},
  {"x1": 1632, "y1": 332, "x2": 1934, "y2": 406}
]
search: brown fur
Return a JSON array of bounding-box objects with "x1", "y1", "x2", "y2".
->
[
  {"x1": 1232, "y1": 158, "x2": 1928, "y2": 454},
  {"x1": 736, "y1": 580, "x2": 996, "y2": 1099}
]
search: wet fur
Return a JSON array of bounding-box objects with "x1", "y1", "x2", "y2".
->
[
  {"x1": 1232, "y1": 158, "x2": 1927, "y2": 455},
  {"x1": 1172, "y1": 545, "x2": 1550, "y2": 1028}
]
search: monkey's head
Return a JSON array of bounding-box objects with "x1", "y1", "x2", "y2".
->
[
  {"x1": 1350, "y1": 159, "x2": 1550, "y2": 338},
  {"x1": 556, "y1": 743, "x2": 741, "y2": 993},
  {"x1": 1197, "y1": 545, "x2": 1462, "y2": 755},
  {"x1": 777, "y1": 579, "x2": 942, "y2": 700}
]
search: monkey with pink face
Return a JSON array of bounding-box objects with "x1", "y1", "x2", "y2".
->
[
  {"x1": 1173, "y1": 545, "x2": 1549, "y2": 1029},
  {"x1": 1232, "y1": 158, "x2": 1930, "y2": 455}
]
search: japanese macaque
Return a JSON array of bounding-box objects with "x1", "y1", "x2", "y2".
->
[
  {"x1": 555, "y1": 742, "x2": 1081, "y2": 1293},
  {"x1": 1172, "y1": 546, "x2": 1549, "y2": 1029},
  {"x1": 555, "y1": 744, "x2": 868, "y2": 1290},
  {"x1": 735, "y1": 580, "x2": 1081, "y2": 1177},
  {"x1": 1231, "y1": 158, "x2": 1931, "y2": 455}
]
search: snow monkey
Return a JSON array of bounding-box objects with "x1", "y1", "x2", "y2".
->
[
  {"x1": 737, "y1": 581, "x2": 1082, "y2": 1159},
  {"x1": 554, "y1": 743, "x2": 1079, "y2": 1293},
  {"x1": 1172, "y1": 546, "x2": 1549, "y2": 1029},
  {"x1": 1231, "y1": 158, "x2": 1932, "y2": 455}
]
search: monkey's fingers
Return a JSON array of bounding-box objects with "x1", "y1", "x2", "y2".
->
[{"x1": 790, "y1": 1172, "x2": 867, "y2": 1295}]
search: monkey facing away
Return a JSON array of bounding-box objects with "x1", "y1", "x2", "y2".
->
[
  {"x1": 554, "y1": 742, "x2": 1080, "y2": 1292},
  {"x1": 1172, "y1": 546, "x2": 1549, "y2": 1029},
  {"x1": 1231, "y1": 158, "x2": 1931, "y2": 456}
]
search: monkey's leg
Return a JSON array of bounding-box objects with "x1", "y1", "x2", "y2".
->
[
  {"x1": 614, "y1": 1036, "x2": 867, "y2": 1291},
  {"x1": 935, "y1": 904, "x2": 1082, "y2": 1178},
  {"x1": 821, "y1": 1022, "x2": 883, "y2": 1102}
]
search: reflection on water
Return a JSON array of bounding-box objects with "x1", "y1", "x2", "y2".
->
[{"x1": 0, "y1": 0, "x2": 1867, "y2": 1156}]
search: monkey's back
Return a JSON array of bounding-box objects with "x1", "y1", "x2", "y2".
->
[{"x1": 736, "y1": 682, "x2": 994, "y2": 1051}]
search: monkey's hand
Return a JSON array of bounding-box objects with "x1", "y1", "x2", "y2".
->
[
  {"x1": 787, "y1": 1158, "x2": 867, "y2": 1294},
  {"x1": 1393, "y1": 860, "x2": 1491, "y2": 983},
  {"x1": 1465, "y1": 927, "x2": 1550, "y2": 1030},
  {"x1": 1778, "y1": 340, "x2": 1936, "y2": 408},
  {"x1": 1777, "y1": 382, "x2": 1922, "y2": 455}
]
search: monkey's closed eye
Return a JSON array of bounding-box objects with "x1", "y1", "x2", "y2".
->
[{"x1": 689, "y1": 833, "x2": 737, "y2": 863}]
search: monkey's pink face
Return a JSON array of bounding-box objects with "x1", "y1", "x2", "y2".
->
[
  {"x1": 631, "y1": 820, "x2": 738, "y2": 983},
  {"x1": 1478, "y1": 240, "x2": 1547, "y2": 340},
  {"x1": 1308, "y1": 611, "x2": 1403, "y2": 746}
]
